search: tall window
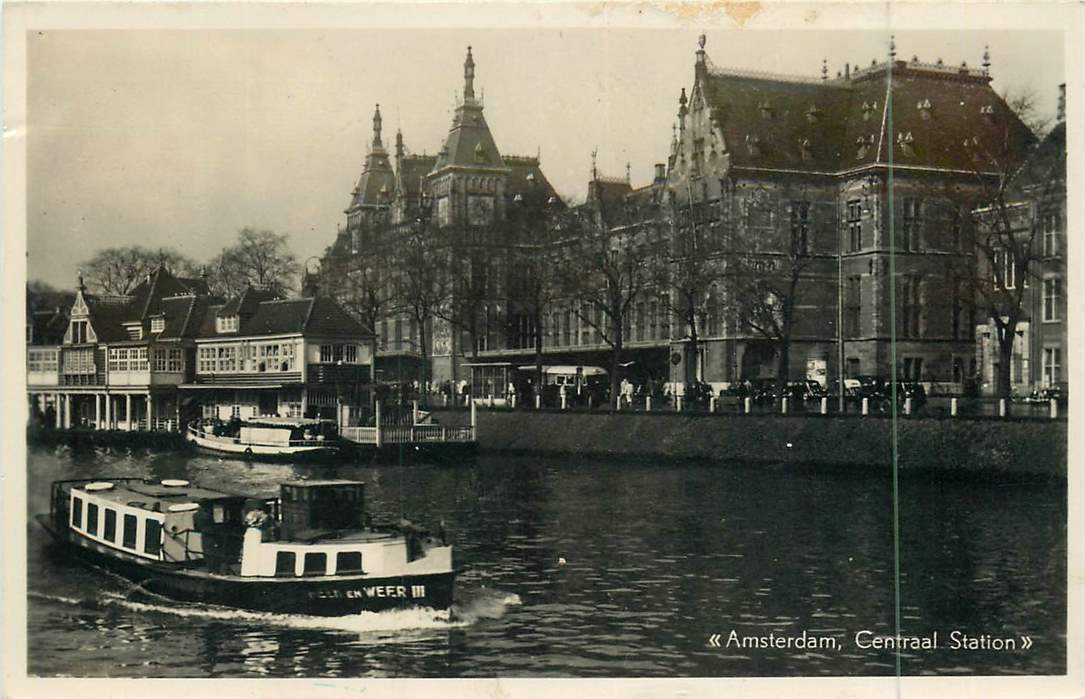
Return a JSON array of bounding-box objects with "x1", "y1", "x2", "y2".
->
[
  {"x1": 899, "y1": 276, "x2": 922, "y2": 338},
  {"x1": 902, "y1": 198, "x2": 922, "y2": 251},
  {"x1": 197, "y1": 347, "x2": 215, "y2": 373},
  {"x1": 845, "y1": 275, "x2": 862, "y2": 337},
  {"x1": 1043, "y1": 213, "x2": 1060, "y2": 257},
  {"x1": 790, "y1": 201, "x2": 811, "y2": 255},
  {"x1": 993, "y1": 247, "x2": 1016, "y2": 289},
  {"x1": 70, "y1": 320, "x2": 88, "y2": 344},
  {"x1": 168, "y1": 348, "x2": 183, "y2": 372},
  {"x1": 1043, "y1": 347, "x2": 1062, "y2": 387},
  {"x1": 846, "y1": 200, "x2": 862, "y2": 252},
  {"x1": 1043, "y1": 276, "x2": 1062, "y2": 321}
]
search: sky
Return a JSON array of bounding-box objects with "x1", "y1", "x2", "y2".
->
[{"x1": 26, "y1": 28, "x2": 1064, "y2": 289}]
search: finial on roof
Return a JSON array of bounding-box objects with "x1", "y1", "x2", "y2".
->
[
  {"x1": 464, "y1": 46, "x2": 476, "y2": 101},
  {"x1": 982, "y1": 45, "x2": 990, "y2": 73},
  {"x1": 889, "y1": 35, "x2": 896, "y2": 59},
  {"x1": 77, "y1": 270, "x2": 85, "y2": 292},
  {"x1": 372, "y1": 104, "x2": 383, "y2": 148},
  {"x1": 698, "y1": 33, "x2": 706, "y2": 50},
  {"x1": 821, "y1": 58, "x2": 828, "y2": 80},
  {"x1": 591, "y1": 148, "x2": 598, "y2": 180},
  {"x1": 626, "y1": 162, "x2": 631, "y2": 184}
]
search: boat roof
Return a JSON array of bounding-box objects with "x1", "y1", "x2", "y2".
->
[
  {"x1": 71, "y1": 480, "x2": 243, "y2": 512},
  {"x1": 242, "y1": 417, "x2": 332, "y2": 427},
  {"x1": 282, "y1": 479, "x2": 365, "y2": 488}
]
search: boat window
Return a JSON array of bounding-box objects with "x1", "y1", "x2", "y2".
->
[
  {"x1": 104, "y1": 509, "x2": 117, "y2": 542},
  {"x1": 122, "y1": 513, "x2": 138, "y2": 549},
  {"x1": 86, "y1": 503, "x2": 99, "y2": 536},
  {"x1": 213, "y1": 504, "x2": 225, "y2": 524},
  {"x1": 144, "y1": 519, "x2": 162, "y2": 556},
  {"x1": 336, "y1": 551, "x2": 363, "y2": 575},
  {"x1": 71, "y1": 496, "x2": 83, "y2": 528},
  {"x1": 303, "y1": 552, "x2": 327, "y2": 576},
  {"x1": 274, "y1": 551, "x2": 296, "y2": 577}
]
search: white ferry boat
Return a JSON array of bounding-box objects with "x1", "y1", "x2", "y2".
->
[
  {"x1": 37, "y1": 478, "x2": 455, "y2": 615},
  {"x1": 185, "y1": 417, "x2": 340, "y2": 459}
]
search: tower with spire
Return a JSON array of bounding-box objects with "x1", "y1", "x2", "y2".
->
[
  {"x1": 344, "y1": 104, "x2": 397, "y2": 252},
  {"x1": 427, "y1": 46, "x2": 512, "y2": 229}
]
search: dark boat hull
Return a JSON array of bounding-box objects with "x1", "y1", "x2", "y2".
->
[{"x1": 36, "y1": 516, "x2": 455, "y2": 616}]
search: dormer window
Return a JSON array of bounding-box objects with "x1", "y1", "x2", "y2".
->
[
  {"x1": 917, "y1": 98, "x2": 932, "y2": 120},
  {"x1": 745, "y1": 134, "x2": 762, "y2": 157},
  {"x1": 897, "y1": 131, "x2": 915, "y2": 156},
  {"x1": 151, "y1": 317, "x2": 165, "y2": 334},
  {"x1": 216, "y1": 315, "x2": 239, "y2": 334},
  {"x1": 124, "y1": 322, "x2": 143, "y2": 341},
  {"x1": 980, "y1": 104, "x2": 995, "y2": 123}
]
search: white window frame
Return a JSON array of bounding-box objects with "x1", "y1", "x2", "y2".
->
[
  {"x1": 1043, "y1": 276, "x2": 1062, "y2": 322},
  {"x1": 1042, "y1": 347, "x2": 1062, "y2": 387}
]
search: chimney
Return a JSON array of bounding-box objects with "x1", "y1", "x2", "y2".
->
[
  {"x1": 845, "y1": 63, "x2": 850, "y2": 79},
  {"x1": 653, "y1": 163, "x2": 666, "y2": 183},
  {"x1": 1058, "y1": 83, "x2": 1066, "y2": 123}
]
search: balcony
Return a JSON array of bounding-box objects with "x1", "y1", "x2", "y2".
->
[{"x1": 307, "y1": 363, "x2": 371, "y2": 386}]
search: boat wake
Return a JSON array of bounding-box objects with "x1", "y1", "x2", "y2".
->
[{"x1": 30, "y1": 585, "x2": 522, "y2": 637}]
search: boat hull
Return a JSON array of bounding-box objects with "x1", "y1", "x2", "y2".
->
[
  {"x1": 186, "y1": 429, "x2": 340, "y2": 461},
  {"x1": 37, "y1": 516, "x2": 455, "y2": 616}
]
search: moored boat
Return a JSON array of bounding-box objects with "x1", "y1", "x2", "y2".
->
[
  {"x1": 37, "y1": 477, "x2": 455, "y2": 615},
  {"x1": 185, "y1": 417, "x2": 341, "y2": 459}
]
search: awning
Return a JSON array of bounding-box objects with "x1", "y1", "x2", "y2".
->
[{"x1": 178, "y1": 384, "x2": 284, "y2": 390}]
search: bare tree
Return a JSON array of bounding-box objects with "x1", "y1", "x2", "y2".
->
[
  {"x1": 81, "y1": 246, "x2": 199, "y2": 295},
  {"x1": 725, "y1": 187, "x2": 817, "y2": 397},
  {"x1": 959, "y1": 122, "x2": 1064, "y2": 398},
  {"x1": 210, "y1": 228, "x2": 299, "y2": 298},
  {"x1": 557, "y1": 208, "x2": 660, "y2": 408},
  {"x1": 394, "y1": 222, "x2": 452, "y2": 392}
]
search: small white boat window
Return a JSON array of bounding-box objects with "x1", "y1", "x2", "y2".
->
[
  {"x1": 103, "y1": 509, "x2": 117, "y2": 543},
  {"x1": 144, "y1": 519, "x2": 162, "y2": 556},
  {"x1": 71, "y1": 496, "x2": 83, "y2": 528},
  {"x1": 122, "y1": 514, "x2": 138, "y2": 549},
  {"x1": 336, "y1": 551, "x2": 363, "y2": 575},
  {"x1": 303, "y1": 552, "x2": 327, "y2": 576},
  {"x1": 86, "y1": 503, "x2": 99, "y2": 536},
  {"x1": 213, "y1": 504, "x2": 225, "y2": 524},
  {"x1": 274, "y1": 551, "x2": 296, "y2": 577}
]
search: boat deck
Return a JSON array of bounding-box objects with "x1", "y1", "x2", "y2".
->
[{"x1": 69, "y1": 480, "x2": 244, "y2": 512}]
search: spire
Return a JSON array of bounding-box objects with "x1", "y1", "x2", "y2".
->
[
  {"x1": 77, "y1": 270, "x2": 86, "y2": 293},
  {"x1": 372, "y1": 104, "x2": 383, "y2": 149},
  {"x1": 821, "y1": 58, "x2": 828, "y2": 81},
  {"x1": 982, "y1": 45, "x2": 990, "y2": 74},
  {"x1": 678, "y1": 88, "x2": 689, "y2": 127},
  {"x1": 464, "y1": 45, "x2": 476, "y2": 102},
  {"x1": 626, "y1": 161, "x2": 631, "y2": 184},
  {"x1": 591, "y1": 148, "x2": 598, "y2": 181},
  {"x1": 889, "y1": 35, "x2": 896, "y2": 60},
  {"x1": 395, "y1": 129, "x2": 404, "y2": 159}
]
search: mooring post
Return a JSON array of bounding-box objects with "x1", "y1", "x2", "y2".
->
[
  {"x1": 781, "y1": 397, "x2": 789, "y2": 414},
  {"x1": 676, "y1": 395, "x2": 682, "y2": 412},
  {"x1": 861, "y1": 397, "x2": 869, "y2": 415},
  {"x1": 1050, "y1": 398, "x2": 1058, "y2": 419},
  {"x1": 561, "y1": 392, "x2": 567, "y2": 410},
  {"x1": 470, "y1": 398, "x2": 477, "y2": 439},
  {"x1": 999, "y1": 398, "x2": 1007, "y2": 418},
  {"x1": 646, "y1": 395, "x2": 652, "y2": 412},
  {"x1": 951, "y1": 397, "x2": 959, "y2": 417},
  {"x1": 904, "y1": 397, "x2": 912, "y2": 416},
  {"x1": 744, "y1": 397, "x2": 752, "y2": 414},
  {"x1": 709, "y1": 396, "x2": 716, "y2": 413},
  {"x1": 820, "y1": 397, "x2": 828, "y2": 415},
  {"x1": 535, "y1": 393, "x2": 541, "y2": 410},
  {"x1": 375, "y1": 400, "x2": 383, "y2": 448}
]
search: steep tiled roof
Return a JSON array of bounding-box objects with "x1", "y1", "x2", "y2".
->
[
  {"x1": 216, "y1": 286, "x2": 280, "y2": 318},
  {"x1": 347, "y1": 105, "x2": 397, "y2": 212},
  {"x1": 200, "y1": 295, "x2": 372, "y2": 339},
  {"x1": 702, "y1": 60, "x2": 1034, "y2": 175},
  {"x1": 396, "y1": 154, "x2": 438, "y2": 202},
  {"x1": 505, "y1": 155, "x2": 561, "y2": 210},
  {"x1": 156, "y1": 294, "x2": 219, "y2": 340},
  {"x1": 31, "y1": 309, "x2": 68, "y2": 345},
  {"x1": 83, "y1": 296, "x2": 134, "y2": 342}
]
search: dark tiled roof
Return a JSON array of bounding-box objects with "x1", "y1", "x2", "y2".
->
[
  {"x1": 31, "y1": 309, "x2": 68, "y2": 345},
  {"x1": 200, "y1": 296, "x2": 372, "y2": 339},
  {"x1": 396, "y1": 154, "x2": 438, "y2": 202},
  {"x1": 156, "y1": 294, "x2": 218, "y2": 340},
  {"x1": 217, "y1": 286, "x2": 280, "y2": 318},
  {"x1": 126, "y1": 266, "x2": 206, "y2": 320},
  {"x1": 505, "y1": 155, "x2": 561, "y2": 210},
  {"x1": 347, "y1": 148, "x2": 396, "y2": 212},
  {"x1": 702, "y1": 61, "x2": 1034, "y2": 175},
  {"x1": 83, "y1": 296, "x2": 134, "y2": 343},
  {"x1": 432, "y1": 103, "x2": 508, "y2": 174}
]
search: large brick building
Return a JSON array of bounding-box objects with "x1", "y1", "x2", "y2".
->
[{"x1": 324, "y1": 38, "x2": 1039, "y2": 396}]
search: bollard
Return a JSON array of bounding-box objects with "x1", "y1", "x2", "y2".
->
[
  {"x1": 588, "y1": 395, "x2": 593, "y2": 411},
  {"x1": 561, "y1": 393, "x2": 567, "y2": 410},
  {"x1": 999, "y1": 398, "x2": 1007, "y2": 417},
  {"x1": 820, "y1": 397, "x2": 828, "y2": 415},
  {"x1": 951, "y1": 397, "x2": 959, "y2": 417},
  {"x1": 744, "y1": 397, "x2": 752, "y2": 414},
  {"x1": 710, "y1": 396, "x2": 717, "y2": 413},
  {"x1": 535, "y1": 394, "x2": 541, "y2": 410},
  {"x1": 904, "y1": 397, "x2": 912, "y2": 416},
  {"x1": 646, "y1": 395, "x2": 652, "y2": 412},
  {"x1": 781, "y1": 397, "x2": 789, "y2": 414},
  {"x1": 676, "y1": 395, "x2": 682, "y2": 412},
  {"x1": 1050, "y1": 398, "x2": 1058, "y2": 419},
  {"x1": 511, "y1": 393, "x2": 517, "y2": 409},
  {"x1": 861, "y1": 397, "x2": 869, "y2": 415},
  {"x1": 616, "y1": 397, "x2": 621, "y2": 411}
]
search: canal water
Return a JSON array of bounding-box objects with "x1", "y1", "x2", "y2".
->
[{"x1": 26, "y1": 443, "x2": 1065, "y2": 677}]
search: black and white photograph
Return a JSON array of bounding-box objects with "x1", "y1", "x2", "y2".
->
[{"x1": 2, "y1": 2, "x2": 1082, "y2": 697}]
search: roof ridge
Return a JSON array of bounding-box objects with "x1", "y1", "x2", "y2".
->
[{"x1": 301, "y1": 297, "x2": 317, "y2": 332}]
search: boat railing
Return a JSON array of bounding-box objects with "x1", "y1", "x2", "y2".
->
[{"x1": 340, "y1": 424, "x2": 475, "y2": 445}]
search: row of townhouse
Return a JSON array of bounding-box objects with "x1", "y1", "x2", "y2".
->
[{"x1": 27, "y1": 266, "x2": 374, "y2": 432}]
